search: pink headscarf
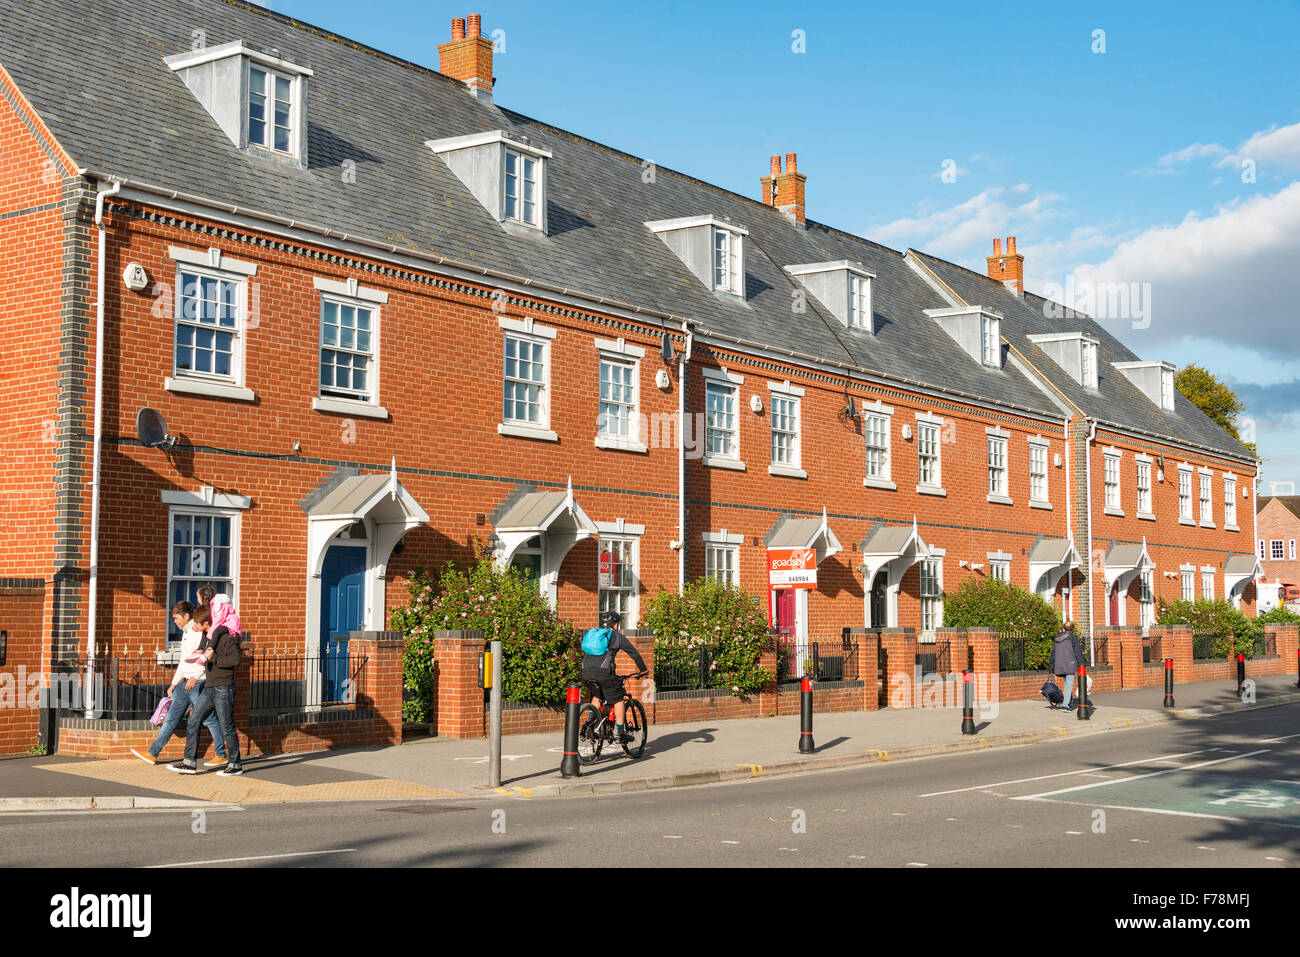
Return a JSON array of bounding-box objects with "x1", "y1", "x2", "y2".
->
[{"x1": 211, "y1": 593, "x2": 243, "y2": 637}]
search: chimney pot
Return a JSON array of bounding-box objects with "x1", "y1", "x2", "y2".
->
[
  {"x1": 451, "y1": 17, "x2": 465, "y2": 40},
  {"x1": 987, "y1": 236, "x2": 1024, "y2": 295},
  {"x1": 992, "y1": 238, "x2": 1002, "y2": 256},
  {"x1": 1007, "y1": 236, "x2": 1017, "y2": 254},
  {"x1": 467, "y1": 13, "x2": 482, "y2": 38},
  {"x1": 786, "y1": 152, "x2": 797, "y2": 173},
  {"x1": 770, "y1": 155, "x2": 781, "y2": 177}
]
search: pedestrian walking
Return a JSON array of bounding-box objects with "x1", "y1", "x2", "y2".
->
[{"x1": 1049, "y1": 620, "x2": 1085, "y2": 711}]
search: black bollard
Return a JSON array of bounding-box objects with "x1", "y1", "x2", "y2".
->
[
  {"x1": 798, "y1": 677, "x2": 815, "y2": 753},
  {"x1": 1296, "y1": 647, "x2": 1299, "y2": 689},
  {"x1": 1162, "y1": 658, "x2": 1175, "y2": 708},
  {"x1": 960, "y1": 670, "x2": 975, "y2": 734},
  {"x1": 560, "y1": 680, "x2": 583, "y2": 778},
  {"x1": 1236, "y1": 653, "x2": 1245, "y2": 698},
  {"x1": 1075, "y1": 664, "x2": 1093, "y2": 720}
]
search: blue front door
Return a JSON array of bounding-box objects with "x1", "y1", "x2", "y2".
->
[{"x1": 321, "y1": 545, "x2": 365, "y2": 702}]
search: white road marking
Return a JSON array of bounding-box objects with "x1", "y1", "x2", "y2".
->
[
  {"x1": 453, "y1": 754, "x2": 532, "y2": 764},
  {"x1": 892, "y1": 812, "x2": 908, "y2": 816},
  {"x1": 1266, "y1": 856, "x2": 1284, "y2": 861},
  {"x1": 1020, "y1": 798, "x2": 1251, "y2": 825},
  {"x1": 1197, "y1": 846, "x2": 1215, "y2": 851},
  {"x1": 849, "y1": 854, "x2": 867, "y2": 859},
  {"x1": 721, "y1": 840, "x2": 740, "y2": 845},
  {"x1": 946, "y1": 817, "x2": 958, "y2": 821},
  {"x1": 1011, "y1": 750, "x2": 1270, "y2": 801},
  {"x1": 148, "y1": 849, "x2": 357, "y2": 868},
  {"x1": 1130, "y1": 838, "x2": 1151, "y2": 844},
  {"x1": 663, "y1": 835, "x2": 682, "y2": 839},
  {"x1": 906, "y1": 862, "x2": 928, "y2": 867},
  {"x1": 1261, "y1": 732, "x2": 1300, "y2": 744},
  {"x1": 1007, "y1": 824, "x2": 1024, "y2": 828},
  {"x1": 1065, "y1": 831, "x2": 1083, "y2": 835},
  {"x1": 920, "y1": 749, "x2": 1219, "y2": 797}
]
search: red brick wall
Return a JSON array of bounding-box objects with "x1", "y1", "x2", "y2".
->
[
  {"x1": 1257, "y1": 498, "x2": 1300, "y2": 586},
  {"x1": 0, "y1": 585, "x2": 45, "y2": 755}
]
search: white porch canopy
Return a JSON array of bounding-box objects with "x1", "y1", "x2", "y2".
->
[
  {"x1": 1224, "y1": 553, "x2": 1264, "y2": 603},
  {"x1": 858, "y1": 518, "x2": 931, "y2": 627},
  {"x1": 305, "y1": 462, "x2": 429, "y2": 582},
  {"x1": 1029, "y1": 537, "x2": 1083, "y2": 596},
  {"x1": 763, "y1": 507, "x2": 843, "y2": 564},
  {"x1": 491, "y1": 478, "x2": 598, "y2": 605},
  {"x1": 1103, "y1": 539, "x2": 1155, "y2": 593}
]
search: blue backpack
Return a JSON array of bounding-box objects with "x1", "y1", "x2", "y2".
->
[{"x1": 581, "y1": 627, "x2": 613, "y2": 656}]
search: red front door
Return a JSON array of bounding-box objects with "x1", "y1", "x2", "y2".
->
[
  {"x1": 1109, "y1": 582, "x2": 1120, "y2": 625},
  {"x1": 776, "y1": 588, "x2": 796, "y2": 637}
]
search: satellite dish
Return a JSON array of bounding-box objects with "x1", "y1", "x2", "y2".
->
[{"x1": 136, "y1": 408, "x2": 176, "y2": 450}]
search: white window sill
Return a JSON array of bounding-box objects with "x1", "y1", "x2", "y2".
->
[
  {"x1": 1200, "y1": 521, "x2": 1216, "y2": 529},
  {"x1": 1179, "y1": 516, "x2": 1196, "y2": 526},
  {"x1": 1029, "y1": 500, "x2": 1053, "y2": 510},
  {"x1": 986, "y1": 493, "x2": 1013, "y2": 506},
  {"x1": 498, "y1": 422, "x2": 558, "y2": 442},
  {"x1": 1225, "y1": 524, "x2": 1240, "y2": 532},
  {"x1": 917, "y1": 485, "x2": 947, "y2": 497},
  {"x1": 156, "y1": 650, "x2": 180, "y2": 665},
  {"x1": 703, "y1": 455, "x2": 746, "y2": 472},
  {"x1": 165, "y1": 377, "x2": 256, "y2": 402},
  {"x1": 594, "y1": 435, "x2": 648, "y2": 454},
  {"x1": 862, "y1": 477, "x2": 897, "y2": 491},
  {"x1": 313, "y1": 396, "x2": 389, "y2": 420},
  {"x1": 1137, "y1": 511, "x2": 1156, "y2": 521},
  {"x1": 768, "y1": 464, "x2": 807, "y2": 479},
  {"x1": 1104, "y1": 506, "x2": 1125, "y2": 517}
]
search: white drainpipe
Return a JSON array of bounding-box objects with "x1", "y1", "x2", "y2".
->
[
  {"x1": 678, "y1": 325, "x2": 694, "y2": 589},
  {"x1": 86, "y1": 178, "x2": 121, "y2": 717},
  {"x1": 1085, "y1": 417, "x2": 1098, "y2": 661}
]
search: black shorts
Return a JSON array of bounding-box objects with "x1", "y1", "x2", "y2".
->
[{"x1": 581, "y1": 667, "x2": 625, "y2": 705}]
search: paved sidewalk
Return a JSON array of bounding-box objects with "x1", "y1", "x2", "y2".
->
[{"x1": 7, "y1": 674, "x2": 1298, "y2": 807}]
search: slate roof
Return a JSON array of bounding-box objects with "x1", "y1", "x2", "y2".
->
[{"x1": 0, "y1": 0, "x2": 1255, "y2": 461}]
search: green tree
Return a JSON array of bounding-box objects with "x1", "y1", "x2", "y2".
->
[{"x1": 1175, "y1": 363, "x2": 1256, "y2": 454}]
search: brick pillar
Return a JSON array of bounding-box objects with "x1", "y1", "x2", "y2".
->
[
  {"x1": 758, "y1": 644, "x2": 779, "y2": 716},
  {"x1": 879, "y1": 627, "x2": 917, "y2": 708},
  {"x1": 1267, "y1": 623, "x2": 1298, "y2": 677},
  {"x1": 1110, "y1": 627, "x2": 1142, "y2": 689},
  {"x1": 967, "y1": 629, "x2": 998, "y2": 706},
  {"x1": 844, "y1": 627, "x2": 878, "y2": 711},
  {"x1": 1160, "y1": 625, "x2": 1192, "y2": 684},
  {"x1": 624, "y1": 629, "x2": 655, "y2": 719},
  {"x1": 935, "y1": 628, "x2": 969, "y2": 677},
  {"x1": 350, "y1": 631, "x2": 405, "y2": 747},
  {"x1": 433, "y1": 630, "x2": 485, "y2": 739}
]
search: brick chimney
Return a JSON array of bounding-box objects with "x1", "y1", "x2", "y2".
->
[
  {"x1": 761, "y1": 153, "x2": 806, "y2": 225},
  {"x1": 986, "y1": 236, "x2": 1024, "y2": 295},
  {"x1": 439, "y1": 13, "x2": 494, "y2": 102}
]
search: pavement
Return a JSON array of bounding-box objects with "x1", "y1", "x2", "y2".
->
[{"x1": 4, "y1": 673, "x2": 1297, "y2": 810}]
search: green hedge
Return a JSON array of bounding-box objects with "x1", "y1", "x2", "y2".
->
[
  {"x1": 1155, "y1": 598, "x2": 1283, "y2": 659},
  {"x1": 641, "y1": 578, "x2": 772, "y2": 696},
  {"x1": 390, "y1": 555, "x2": 582, "y2": 721}
]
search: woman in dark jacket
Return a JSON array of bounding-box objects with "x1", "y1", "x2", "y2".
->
[{"x1": 1049, "y1": 621, "x2": 1085, "y2": 710}]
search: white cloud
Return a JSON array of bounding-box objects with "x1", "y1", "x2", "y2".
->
[
  {"x1": 1064, "y1": 181, "x2": 1300, "y2": 355},
  {"x1": 865, "y1": 185, "x2": 1067, "y2": 259},
  {"x1": 1157, "y1": 142, "x2": 1231, "y2": 166},
  {"x1": 1216, "y1": 122, "x2": 1300, "y2": 172}
]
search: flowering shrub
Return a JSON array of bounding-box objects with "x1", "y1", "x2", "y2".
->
[
  {"x1": 1156, "y1": 598, "x2": 1271, "y2": 658},
  {"x1": 391, "y1": 556, "x2": 581, "y2": 721},
  {"x1": 641, "y1": 578, "x2": 773, "y2": 696},
  {"x1": 943, "y1": 577, "x2": 1063, "y2": 670}
]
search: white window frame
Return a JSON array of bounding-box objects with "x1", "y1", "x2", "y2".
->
[
  {"x1": 1270, "y1": 539, "x2": 1285, "y2": 560},
  {"x1": 863, "y1": 401, "x2": 894, "y2": 489},
  {"x1": 989, "y1": 558, "x2": 1011, "y2": 582},
  {"x1": 1259, "y1": 539, "x2": 1266, "y2": 560},
  {"x1": 1223, "y1": 474, "x2": 1238, "y2": 529},
  {"x1": 1178, "y1": 465, "x2": 1193, "y2": 523},
  {"x1": 1292, "y1": 540, "x2": 1298, "y2": 561},
  {"x1": 702, "y1": 530, "x2": 742, "y2": 587},
  {"x1": 1136, "y1": 457, "x2": 1154, "y2": 519},
  {"x1": 986, "y1": 430, "x2": 1009, "y2": 503},
  {"x1": 1139, "y1": 570, "x2": 1155, "y2": 632},
  {"x1": 1180, "y1": 566, "x2": 1194, "y2": 602},
  {"x1": 165, "y1": 506, "x2": 241, "y2": 647},
  {"x1": 593, "y1": 338, "x2": 646, "y2": 453},
  {"x1": 596, "y1": 525, "x2": 642, "y2": 628},
  {"x1": 920, "y1": 556, "x2": 944, "y2": 638},
  {"x1": 504, "y1": 147, "x2": 542, "y2": 228},
  {"x1": 712, "y1": 226, "x2": 744, "y2": 295},
  {"x1": 767, "y1": 381, "x2": 805, "y2": 478},
  {"x1": 1161, "y1": 367, "x2": 1176, "y2": 411},
  {"x1": 1103, "y1": 449, "x2": 1122, "y2": 515},
  {"x1": 247, "y1": 62, "x2": 299, "y2": 156},
  {"x1": 703, "y1": 368, "x2": 744, "y2": 469},
  {"x1": 981, "y1": 314, "x2": 1000, "y2": 368},
  {"x1": 172, "y1": 262, "x2": 247, "y2": 387},
  {"x1": 1080, "y1": 340, "x2": 1098, "y2": 389},
  {"x1": 1201, "y1": 567, "x2": 1215, "y2": 601},
  {"x1": 1028, "y1": 438, "x2": 1050, "y2": 507},
  {"x1": 497, "y1": 317, "x2": 557, "y2": 441},
  {"x1": 916, "y1": 413, "x2": 945, "y2": 496},
  {"x1": 848, "y1": 273, "x2": 871, "y2": 330},
  {"x1": 1198, "y1": 469, "x2": 1214, "y2": 527}
]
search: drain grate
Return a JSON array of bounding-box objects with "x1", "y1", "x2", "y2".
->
[{"x1": 381, "y1": 803, "x2": 478, "y2": 814}]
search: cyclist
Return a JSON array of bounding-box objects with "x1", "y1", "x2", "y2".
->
[{"x1": 581, "y1": 610, "x2": 646, "y2": 743}]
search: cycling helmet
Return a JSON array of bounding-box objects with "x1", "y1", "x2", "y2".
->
[{"x1": 599, "y1": 610, "x2": 622, "y2": 627}]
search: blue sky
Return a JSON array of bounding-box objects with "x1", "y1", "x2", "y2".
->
[{"x1": 257, "y1": 0, "x2": 1300, "y2": 488}]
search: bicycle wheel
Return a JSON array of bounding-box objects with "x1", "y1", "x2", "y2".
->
[
  {"x1": 621, "y1": 699, "x2": 647, "y2": 758},
  {"x1": 577, "y1": 704, "x2": 604, "y2": 765}
]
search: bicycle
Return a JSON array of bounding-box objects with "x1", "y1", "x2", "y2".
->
[{"x1": 577, "y1": 672, "x2": 648, "y2": 763}]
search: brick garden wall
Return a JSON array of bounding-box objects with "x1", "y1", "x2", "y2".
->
[{"x1": 0, "y1": 582, "x2": 46, "y2": 755}]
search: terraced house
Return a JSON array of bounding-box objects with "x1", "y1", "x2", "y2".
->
[{"x1": 0, "y1": 0, "x2": 1262, "y2": 754}]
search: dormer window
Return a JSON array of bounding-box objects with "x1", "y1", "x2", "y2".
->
[
  {"x1": 427, "y1": 131, "x2": 552, "y2": 235},
  {"x1": 645, "y1": 216, "x2": 749, "y2": 300},
  {"x1": 248, "y1": 65, "x2": 294, "y2": 153},
  {"x1": 165, "y1": 41, "x2": 312, "y2": 165},
  {"x1": 924, "y1": 306, "x2": 1002, "y2": 370},
  {"x1": 1027, "y1": 332, "x2": 1100, "y2": 389},
  {"x1": 1112, "y1": 360, "x2": 1177, "y2": 411},
  {"x1": 713, "y1": 227, "x2": 743, "y2": 294},
  {"x1": 784, "y1": 261, "x2": 875, "y2": 332}
]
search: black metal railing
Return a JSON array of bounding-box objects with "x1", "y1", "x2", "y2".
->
[
  {"x1": 999, "y1": 633, "x2": 1051, "y2": 672},
  {"x1": 916, "y1": 640, "x2": 950, "y2": 676},
  {"x1": 1192, "y1": 631, "x2": 1217, "y2": 661},
  {"x1": 1142, "y1": 634, "x2": 1163, "y2": 665},
  {"x1": 1086, "y1": 636, "x2": 1110, "y2": 667},
  {"x1": 250, "y1": 653, "x2": 368, "y2": 712},
  {"x1": 812, "y1": 638, "x2": 858, "y2": 682},
  {"x1": 655, "y1": 643, "x2": 725, "y2": 692}
]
